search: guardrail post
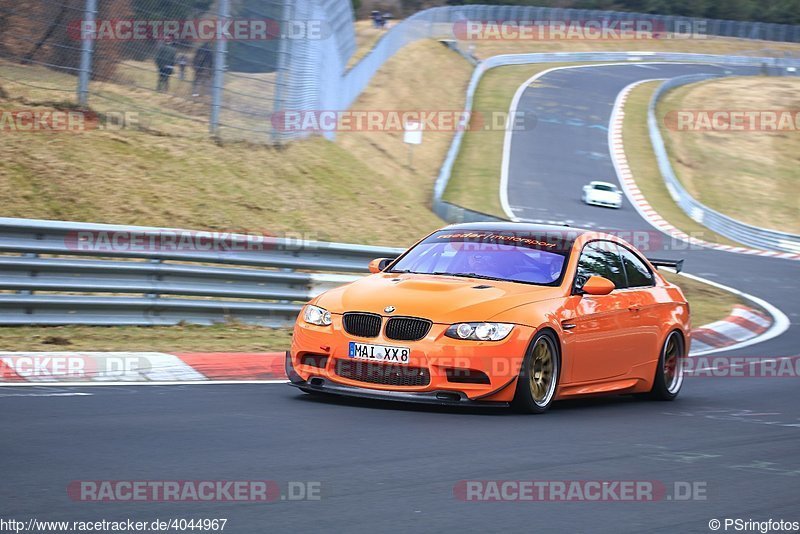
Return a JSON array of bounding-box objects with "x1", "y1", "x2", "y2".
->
[
  {"x1": 146, "y1": 258, "x2": 162, "y2": 299},
  {"x1": 16, "y1": 252, "x2": 39, "y2": 296}
]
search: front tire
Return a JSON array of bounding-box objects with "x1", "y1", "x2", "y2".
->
[
  {"x1": 649, "y1": 331, "x2": 685, "y2": 401},
  {"x1": 512, "y1": 331, "x2": 560, "y2": 414}
]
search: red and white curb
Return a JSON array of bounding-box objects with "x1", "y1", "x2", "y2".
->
[
  {"x1": 0, "y1": 352, "x2": 286, "y2": 385},
  {"x1": 609, "y1": 79, "x2": 800, "y2": 261},
  {"x1": 690, "y1": 305, "x2": 771, "y2": 355}
]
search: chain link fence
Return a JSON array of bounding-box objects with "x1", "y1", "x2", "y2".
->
[
  {"x1": 0, "y1": 0, "x2": 355, "y2": 143},
  {"x1": 1, "y1": 2, "x2": 800, "y2": 144}
]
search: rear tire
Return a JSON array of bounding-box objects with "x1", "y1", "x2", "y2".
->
[
  {"x1": 649, "y1": 330, "x2": 685, "y2": 401},
  {"x1": 512, "y1": 331, "x2": 560, "y2": 414}
]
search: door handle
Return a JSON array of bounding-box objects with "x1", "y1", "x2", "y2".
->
[{"x1": 628, "y1": 304, "x2": 641, "y2": 312}]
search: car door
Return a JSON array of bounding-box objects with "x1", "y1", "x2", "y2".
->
[
  {"x1": 562, "y1": 241, "x2": 639, "y2": 383},
  {"x1": 616, "y1": 245, "x2": 662, "y2": 371}
]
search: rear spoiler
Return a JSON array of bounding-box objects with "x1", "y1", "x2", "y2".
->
[{"x1": 647, "y1": 258, "x2": 684, "y2": 273}]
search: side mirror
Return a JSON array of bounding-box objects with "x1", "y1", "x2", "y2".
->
[
  {"x1": 581, "y1": 275, "x2": 615, "y2": 296},
  {"x1": 368, "y1": 258, "x2": 392, "y2": 274}
]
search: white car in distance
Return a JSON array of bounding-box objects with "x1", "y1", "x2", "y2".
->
[{"x1": 582, "y1": 181, "x2": 623, "y2": 209}]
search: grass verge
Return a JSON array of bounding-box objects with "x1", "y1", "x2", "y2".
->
[
  {"x1": 0, "y1": 323, "x2": 293, "y2": 352},
  {"x1": 622, "y1": 82, "x2": 741, "y2": 246},
  {"x1": 657, "y1": 76, "x2": 800, "y2": 234},
  {"x1": 0, "y1": 40, "x2": 472, "y2": 248}
]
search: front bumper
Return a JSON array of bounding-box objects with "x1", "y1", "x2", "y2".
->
[
  {"x1": 288, "y1": 319, "x2": 533, "y2": 404},
  {"x1": 586, "y1": 197, "x2": 622, "y2": 209}
]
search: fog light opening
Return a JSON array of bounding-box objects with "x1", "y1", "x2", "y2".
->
[{"x1": 445, "y1": 367, "x2": 491, "y2": 385}]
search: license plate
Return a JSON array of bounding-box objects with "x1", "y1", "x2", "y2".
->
[{"x1": 348, "y1": 342, "x2": 410, "y2": 364}]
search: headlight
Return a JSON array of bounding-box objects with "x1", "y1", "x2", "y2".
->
[
  {"x1": 303, "y1": 305, "x2": 332, "y2": 326},
  {"x1": 445, "y1": 322, "x2": 514, "y2": 341}
]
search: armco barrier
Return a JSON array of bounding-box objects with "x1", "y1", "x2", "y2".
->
[
  {"x1": 433, "y1": 51, "x2": 800, "y2": 231},
  {"x1": 648, "y1": 75, "x2": 800, "y2": 254},
  {"x1": 0, "y1": 217, "x2": 403, "y2": 327}
]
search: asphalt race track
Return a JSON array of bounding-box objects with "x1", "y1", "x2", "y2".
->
[
  {"x1": 505, "y1": 63, "x2": 799, "y2": 358},
  {"x1": 2, "y1": 63, "x2": 798, "y2": 533}
]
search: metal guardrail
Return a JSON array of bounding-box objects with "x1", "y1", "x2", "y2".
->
[
  {"x1": 648, "y1": 75, "x2": 800, "y2": 254},
  {"x1": 433, "y1": 51, "x2": 800, "y2": 224},
  {"x1": 0, "y1": 217, "x2": 403, "y2": 326}
]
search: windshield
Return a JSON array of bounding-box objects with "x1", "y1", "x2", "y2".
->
[
  {"x1": 593, "y1": 184, "x2": 617, "y2": 192},
  {"x1": 389, "y1": 230, "x2": 572, "y2": 286}
]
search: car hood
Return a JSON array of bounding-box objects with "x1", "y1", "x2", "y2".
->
[{"x1": 315, "y1": 273, "x2": 564, "y2": 324}]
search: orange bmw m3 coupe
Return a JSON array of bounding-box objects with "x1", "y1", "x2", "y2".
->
[{"x1": 287, "y1": 223, "x2": 689, "y2": 413}]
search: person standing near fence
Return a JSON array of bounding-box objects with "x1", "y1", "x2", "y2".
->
[
  {"x1": 192, "y1": 43, "x2": 214, "y2": 97},
  {"x1": 177, "y1": 53, "x2": 188, "y2": 81},
  {"x1": 155, "y1": 39, "x2": 177, "y2": 92}
]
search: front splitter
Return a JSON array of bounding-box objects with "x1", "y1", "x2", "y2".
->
[{"x1": 288, "y1": 378, "x2": 509, "y2": 408}]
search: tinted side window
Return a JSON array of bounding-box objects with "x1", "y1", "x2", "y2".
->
[
  {"x1": 618, "y1": 246, "x2": 654, "y2": 288},
  {"x1": 575, "y1": 242, "x2": 627, "y2": 290}
]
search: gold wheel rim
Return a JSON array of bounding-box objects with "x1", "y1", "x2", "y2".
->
[
  {"x1": 663, "y1": 333, "x2": 683, "y2": 393},
  {"x1": 529, "y1": 338, "x2": 555, "y2": 404}
]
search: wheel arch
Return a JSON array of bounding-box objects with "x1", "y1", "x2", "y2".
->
[{"x1": 523, "y1": 325, "x2": 562, "y2": 373}]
